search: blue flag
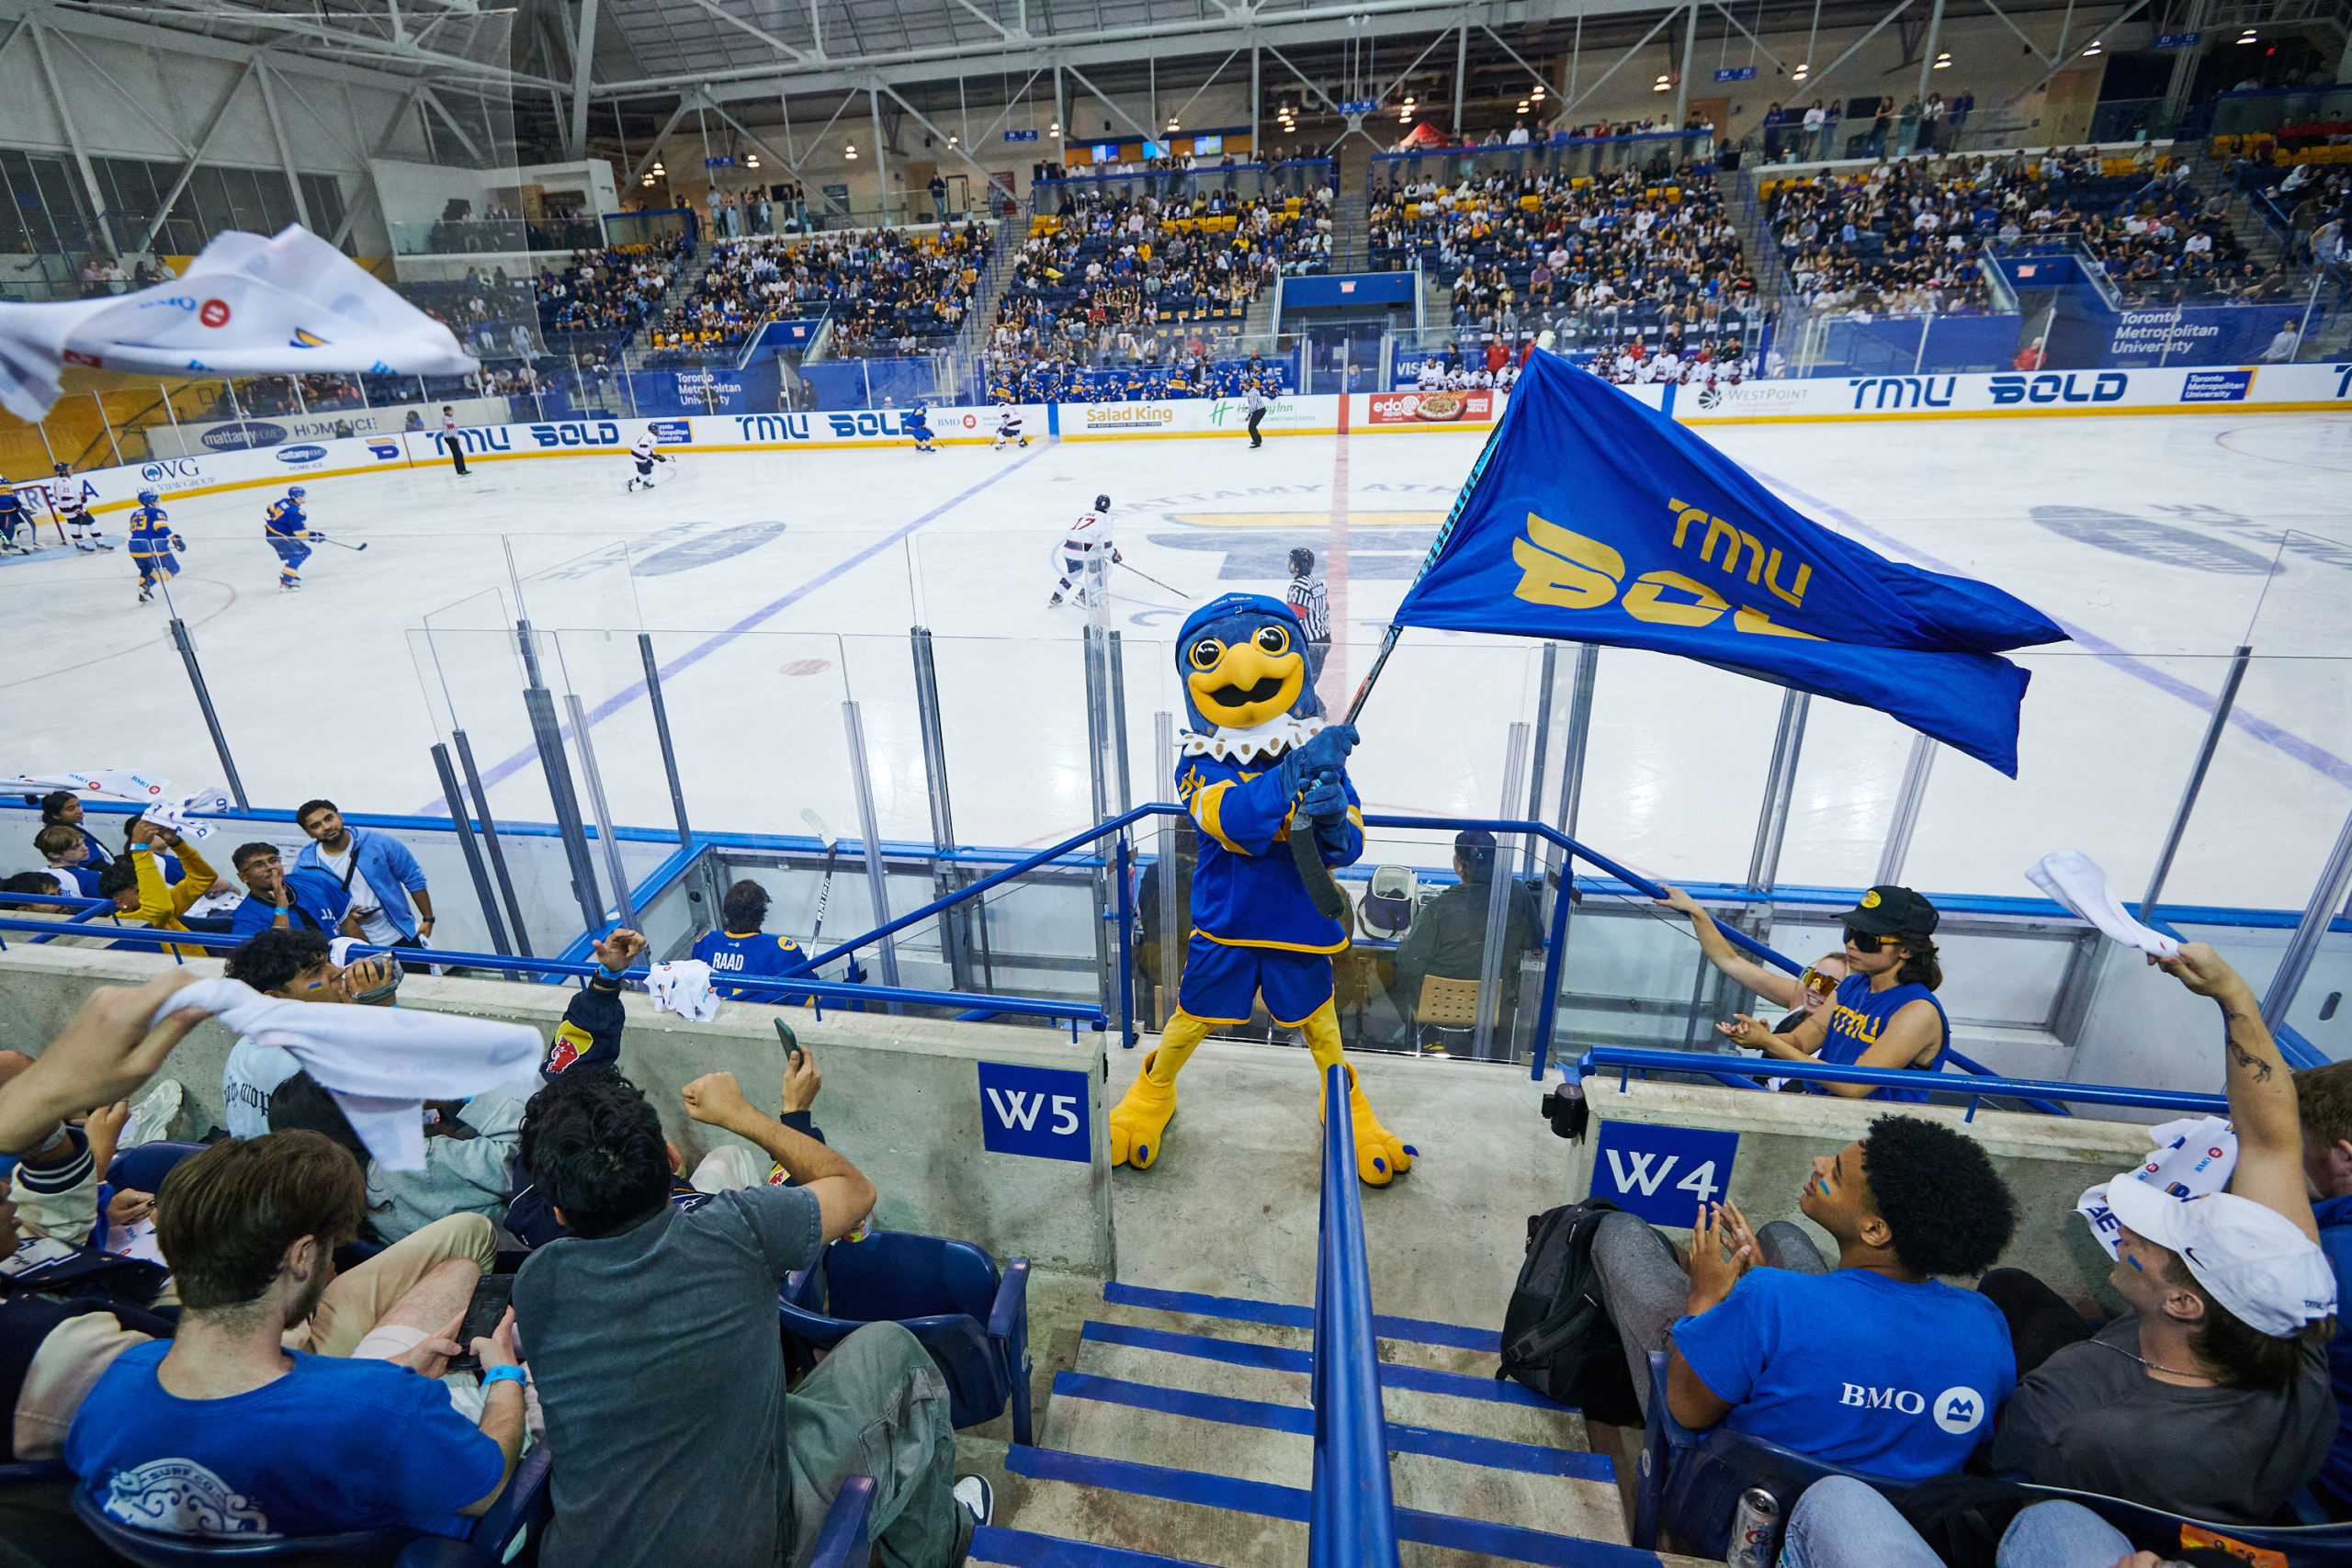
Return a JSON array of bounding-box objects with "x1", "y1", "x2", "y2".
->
[{"x1": 1391, "y1": 352, "x2": 2066, "y2": 775}]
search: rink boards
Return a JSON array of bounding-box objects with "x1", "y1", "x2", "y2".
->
[{"x1": 36, "y1": 360, "x2": 2351, "y2": 515}]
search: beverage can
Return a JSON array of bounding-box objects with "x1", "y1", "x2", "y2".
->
[{"x1": 1725, "y1": 1486, "x2": 1780, "y2": 1568}]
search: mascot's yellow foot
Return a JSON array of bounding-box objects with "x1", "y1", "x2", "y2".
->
[
  {"x1": 1110, "y1": 1052, "x2": 1179, "y2": 1169},
  {"x1": 1321, "y1": 1062, "x2": 1417, "y2": 1186}
]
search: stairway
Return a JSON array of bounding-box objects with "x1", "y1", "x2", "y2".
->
[{"x1": 967, "y1": 1278, "x2": 1679, "y2": 1568}]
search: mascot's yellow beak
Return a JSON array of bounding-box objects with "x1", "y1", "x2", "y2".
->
[{"x1": 1186, "y1": 626, "x2": 1306, "y2": 730}]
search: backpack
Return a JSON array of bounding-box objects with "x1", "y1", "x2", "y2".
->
[{"x1": 1496, "y1": 1198, "x2": 1645, "y2": 1427}]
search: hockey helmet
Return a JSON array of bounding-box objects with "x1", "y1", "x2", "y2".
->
[
  {"x1": 1361, "y1": 866, "x2": 1419, "y2": 935},
  {"x1": 137, "y1": 489, "x2": 159, "y2": 504},
  {"x1": 288, "y1": 486, "x2": 306, "y2": 499},
  {"x1": 51, "y1": 462, "x2": 69, "y2": 476},
  {"x1": 1094, "y1": 493, "x2": 1112, "y2": 512}
]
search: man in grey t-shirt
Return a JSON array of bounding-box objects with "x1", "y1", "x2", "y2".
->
[{"x1": 514, "y1": 1069, "x2": 983, "y2": 1568}]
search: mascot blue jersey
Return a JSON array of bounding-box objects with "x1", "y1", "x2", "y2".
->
[{"x1": 1174, "y1": 592, "x2": 1363, "y2": 954}]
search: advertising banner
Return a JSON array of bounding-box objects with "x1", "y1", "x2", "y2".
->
[
  {"x1": 1364, "y1": 389, "x2": 1498, "y2": 426},
  {"x1": 1669, "y1": 361, "x2": 2351, "y2": 421},
  {"x1": 146, "y1": 397, "x2": 509, "y2": 457}
]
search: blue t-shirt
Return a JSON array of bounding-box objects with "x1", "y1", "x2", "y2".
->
[
  {"x1": 66, "y1": 1342, "x2": 503, "y2": 1540},
  {"x1": 1816, "y1": 975, "x2": 1948, "y2": 1102},
  {"x1": 1672, "y1": 1268, "x2": 2015, "y2": 1481},
  {"x1": 226, "y1": 869, "x2": 354, "y2": 941},
  {"x1": 2313, "y1": 1193, "x2": 2352, "y2": 1504}
]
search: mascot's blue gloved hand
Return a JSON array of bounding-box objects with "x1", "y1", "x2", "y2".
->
[
  {"x1": 1300, "y1": 773, "x2": 1351, "y2": 826},
  {"x1": 1276, "y1": 723, "x2": 1360, "y2": 802}
]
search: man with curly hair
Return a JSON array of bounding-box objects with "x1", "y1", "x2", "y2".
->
[{"x1": 1589, "y1": 1114, "x2": 2019, "y2": 1484}]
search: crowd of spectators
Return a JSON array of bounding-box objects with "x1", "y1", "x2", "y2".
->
[
  {"x1": 6, "y1": 783, "x2": 2352, "y2": 1561},
  {"x1": 1371, "y1": 163, "x2": 1766, "y2": 357},
  {"x1": 534, "y1": 241, "x2": 688, "y2": 359},
  {"x1": 977, "y1": 185, "x2": 1324, "y2": 391},
  {"x1": 645, "y1": 224, "x2": 991, "y2": 365},
  {"x1": 1763, "y1": 146, "x2": 2271, "y2": 316}
]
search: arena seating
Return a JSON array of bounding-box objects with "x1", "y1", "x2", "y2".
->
[{"x1": 659, "y1": 226, "x2": 990, "y2": 365}]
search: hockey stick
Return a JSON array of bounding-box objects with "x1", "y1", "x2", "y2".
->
[
  {"x1": 311, "y1": 535, "x2": 368, "y2": 552},
  {"x1": 802, "y1": 808, "x2": 841, "y2": 945},
  {"x1": 1114, "y1": 559, "x2": 1191, "y2": 599}
]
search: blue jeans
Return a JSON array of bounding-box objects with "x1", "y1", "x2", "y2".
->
[{"x1": 1782, "y1": 1477, "x2": 2131, "y2": 1568}]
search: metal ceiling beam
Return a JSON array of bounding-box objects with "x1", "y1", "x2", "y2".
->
[
  {"x1": 1059, "y1": 59, "x2": 1154, "y2": 139},
  {"x1": 139, "y1": 57, "x2": 261, "y2": 251},
  {"x1": 698, "y1": 90, "x2": 798, "y2": 175},
  {"x1": 674, "y1": 0, "x2": 809, "y2": 62},
  {"x1": 65, "y1": 0, "x2": 565, "y2": 91},
  {"x1": 592, "y1": 0, "x2": 1667, "y2": 99},
  {"x1": 1796, "y1": 0, "x2": 1915, "y2": 96},
  {"x1": 944, "y1": 0, "x2": 1020, "y2": 41},
  {"x1": 628, "y1": 95, "x2": 695, "y2": 179},
  {"x1": 53, "y1": 28, "x2": 194, "y2": 157},
  {"x1": 254, "y1": 60, "x2": 312, "y2": 227},
  {"x1": 876, "y1": 77, "x2": 1000, "y2": 179},
  {"x1": 27, "y1": 18, "x2": 118, "y2": 258},
  {"x1": 335, "y1": 81, "x2": 426, "y2": 247},
  {"x1": 1553, "y1": 5, "x2": 1678, "y2": 120},
  {"x1": 569, "y1": 0, "x2": 600, "y2": 156},
  {"x1": 1707, "y1": 1, "x2": 1791, "y2": 73},
  {"x1": 1978, "y1": 0, "x2": 2060, "y2": 64},
  {"x1": 420, "y1": 85, "x2": 486, "y2": 161}
]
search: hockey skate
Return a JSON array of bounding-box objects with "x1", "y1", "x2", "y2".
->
[
  {"x1": 137, "y1": 585, "x2": 153, "y2": 604},
  {"x1": 74, "y1": 542, "x2": 95, "y2": 552}
]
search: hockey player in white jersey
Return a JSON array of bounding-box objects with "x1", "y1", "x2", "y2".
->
[
  {"x1": 1048, "y1": 494, "x2": 1122, "y2": 608},
  {"x1": 50, "y1": 464, "x2": 111, "y2": 551},
  {"x1": 625, "y1": 430, "x2": 673, "y2": 491},
  {"x1": 993, "y1": 409, "x2": 1030, "y2": 451}
]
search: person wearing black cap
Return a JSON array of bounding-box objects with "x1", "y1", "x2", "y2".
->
[
  {"x1": 1386, "y1": 829, "x2": 1538, "y2": 1052},
  {"x1": 1720, "y1": 885, "x2": 1947, "y2": 1101}
]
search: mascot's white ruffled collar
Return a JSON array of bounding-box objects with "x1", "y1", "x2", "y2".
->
[{"x1": 1179, "y1": 713, "x2": 1327, "y2": 762}]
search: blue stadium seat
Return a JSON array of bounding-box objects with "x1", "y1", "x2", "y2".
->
[
  {"x1": 106, "y1": 1142, "x2": 207, "y2": 1196},
  {"x1": 779, "y1": 1230, "x2": 1034, "y2": 1445},
  {"x1": 68, "y1": 1444, "x2": 549, "y2": 1568}
]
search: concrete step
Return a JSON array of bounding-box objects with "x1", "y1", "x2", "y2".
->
[
  {"x1": 1073, "y1": 1320, "x2": 1587, "y2": 1453},
  {"x1": 1041, "y1": 1371, "x2": 1623, "y2": 1544},
  {"x1": 1003, "y1": 1445, "x2": 1665, "y2": 1568},
  {"x1": 1091, "y1": 1280, "x2": 1501, "y2": 1380},
  {"x1": 971, "y1": 1524, "x2": 1216, "y2": 1567}
]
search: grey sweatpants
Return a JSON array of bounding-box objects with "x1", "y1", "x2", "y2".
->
[
  {"x1": 786, "y1": 1322, "x2": 974, "y2": 1568},
  {"x1": 1589, "y1": 1211, "x2": 1828, "y2": 1415}
]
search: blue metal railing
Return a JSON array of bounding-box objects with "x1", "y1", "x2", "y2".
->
[
  {"x1": 0, "y1": 912, "x2": 1107, "y2": 1033},
  {"x1": 1308, "y1": 1062, "x2": 1401, "y2": 1568},
  {"x1": 1577, "y1": 1046, "x2": 2229, "y2": 1117}
]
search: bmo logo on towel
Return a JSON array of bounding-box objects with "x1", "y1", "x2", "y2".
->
[
  {"x1": 1589, "y1": 1122, "x2": 1738, "y2": 1224},
  {"x1": 977, "y1": 1062, "x2": 1090, "y2": 1162}
]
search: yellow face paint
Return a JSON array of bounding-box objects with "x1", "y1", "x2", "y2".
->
[{"x1": 1184, "y1": 625, "x2": 1306, "y2": 729}]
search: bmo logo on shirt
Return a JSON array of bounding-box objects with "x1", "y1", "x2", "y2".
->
[{"x1": 1840, "y1": 1383, "x2": 1989, "y2": 1436}]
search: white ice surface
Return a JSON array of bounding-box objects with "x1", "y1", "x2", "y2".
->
[{"x1": 3, "y1": 411, "x2": 2347, "y2": 910}]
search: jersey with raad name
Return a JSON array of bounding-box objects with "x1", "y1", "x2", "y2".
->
[
  {"x1": 1669, "y1": 1265, "x2": 2015, "y2": 1480},
  {"x1": 689, "y1": 928, "x2": 817, "y2": 1000}
]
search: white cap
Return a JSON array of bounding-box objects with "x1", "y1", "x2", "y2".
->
[{"x1": 2105, "y1": 1171, "x2": 2336, "y2": 1339}]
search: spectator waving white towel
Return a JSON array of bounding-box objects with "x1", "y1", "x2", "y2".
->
[
  {"x1": 0, "y1": 226, "x2": 473, "y2": 423},
  {"x1": 146, "y1": 978, "x2": 539, "y2": 1170},
  {"x1": 5, "y1": 773, "x2": 232, "y2": 839},
  {"x1": 2027, "y1": 849, "x2": 2179, "y2": 958},
  {"x1": 2075, "y1": 1113, "x2": 2239, "y2": 1259},
  {"x1": 649, "y1": 960, "x2": 721, "y2": 1022}
]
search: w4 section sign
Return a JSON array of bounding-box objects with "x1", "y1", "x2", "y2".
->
[{"x1": 1589, "y1": 1122, "x2": 1739, "y2": 1224}]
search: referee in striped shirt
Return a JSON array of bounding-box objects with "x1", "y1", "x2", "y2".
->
[{"x1": 1287, "y1": 547, "x2": 1331, "y2": 689}]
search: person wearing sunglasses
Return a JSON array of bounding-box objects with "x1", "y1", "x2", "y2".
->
[
  {"x1": 1656, "y1": 886, "x2": 1849, "y2": 1037},
  {"x1": 1719, "y1": 886, "x2": 1947, "y2": 1101}
]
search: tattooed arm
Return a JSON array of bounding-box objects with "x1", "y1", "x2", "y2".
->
[{"x1": 2154, "y1": 942, "x2": 2317, "y2": 1243}]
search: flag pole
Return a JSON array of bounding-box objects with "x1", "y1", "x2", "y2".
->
[{"x1": 1342, "y1": 406, "x2": 1513, "y2": 725}]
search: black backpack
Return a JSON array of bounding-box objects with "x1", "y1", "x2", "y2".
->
[{"x1": 1496, "y1": 1198, "x2": 1645, "y2": 1427}]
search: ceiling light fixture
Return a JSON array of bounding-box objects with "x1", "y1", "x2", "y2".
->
[
  {"x1": 2083, "y1": 37, "x2": 2102, "y2": 53},
  {"x1": 1049, "y1": 119, "x2": 1061, "y2": 135},
  {"x1": 845, "y1": 141, "x2": 858, "y2": 159},
  {"x1": 1654, "y1": 72, "x2": 1671, "y2": 91},
  {"x1": 2238, "y1": 26, "x2": 2257, "y2": 40},
  {"x1": 1532, "y1": 85, "x2": 1545, "y2": 100},
  {"x1": 1792, "y1": 62, "x2": 1809, "y2": 79},
  {"x1": 1933, "y1": 51, "x2": 1951, "y2": 67},
  {"x1": 746, "y1": 152, "x2": 761, "y2": 166},
  {"x1": 651, "y1": 161, "x2": 665, "y2": 174}
]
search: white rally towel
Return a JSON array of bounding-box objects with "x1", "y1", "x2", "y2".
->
[
  {"x1": 5, "y1": 772, "x2": 232, "y2": 840},
  {"x1": 2027, "y1": 850, "x2": 2179, "y2": 959},
  {"x1": 649, "y1": 960, "x2": 721, "y2": 1022},
  {"x1": 148, "y1": 978, "x2": 539, "y2": 1170},
  {"x1": 2075, "y1": 1113, "x2": 2239, "y2": 1258},
  {"x1": 0, "y1": 226, "x2": 474, "y2": 423}
]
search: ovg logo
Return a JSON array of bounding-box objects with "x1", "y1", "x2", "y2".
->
[{"x1": 1932, "y1": 1386, "x2": 1986, "y2": 1435}]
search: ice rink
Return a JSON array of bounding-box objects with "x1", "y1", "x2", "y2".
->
[{"x1": 5, "y1": 409, "x2": 2350, "y2": 912}]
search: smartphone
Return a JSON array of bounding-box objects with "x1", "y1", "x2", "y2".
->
[{"x1": 445, "y1": 1273, "x2": 516, "y2": 1373}]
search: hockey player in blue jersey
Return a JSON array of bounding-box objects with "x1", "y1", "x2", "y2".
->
[
  {"x1": 1106, "y1": 592, "x2": 1416, "y2": 1186},
  {"x1": 264, "y1": 486, "x2": 313, "y2": 591},
  {"x1": 691, "y1": 879, "x2": 820, "y2": 1003},
  {"x1": 0, "y1": 480, "x2": 28, "y2": 556},
  {"x1": 904, "y1": 403, "x2": 937, "y2": 453},
  {"x1": 127, "y1": 490, "x2": 186, "y2": 604}
]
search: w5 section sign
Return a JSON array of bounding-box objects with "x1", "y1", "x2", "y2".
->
[
  {"x1": 1589, "y1": 1122, "x2": 1739, "y2": 1224},
  {"x1": 977, "y1": 1061, "x2": 1091, "y2": 1162}
]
